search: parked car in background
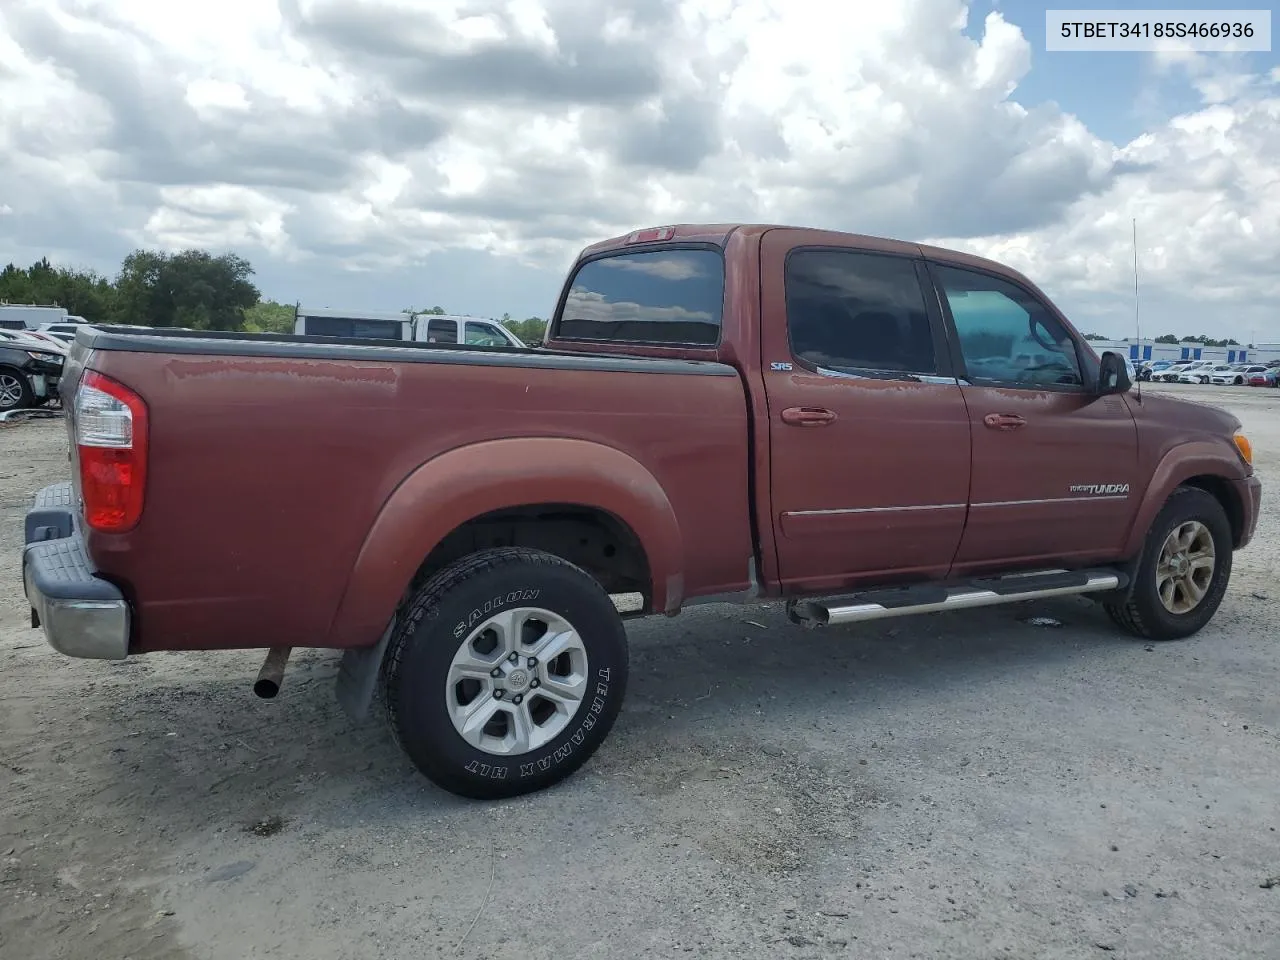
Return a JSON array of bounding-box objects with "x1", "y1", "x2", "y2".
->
[
  {"x1": 1152, "y1": 362, "x2": 1192, "y2": 383},
  {"x1": 19, "y1": 222, "x2": 1262, "y2": 800},
  {"x1": 1176, "y1": 360, "x2": 1217, "y2": 384},
  {"x1": 1206, "y1": 364, "x2": 1239, "y2": 385},
  {"x1": 1138, "y1": 359, "x2": 1173, "y2": 381},
  {"x1": 0, "y1": 329, "x2": 69, "y2": 354},
  {"x1": 1213, "y1": 364, "x2": 1269, "y2": 386},
  {"x1": 417, "y1": 315, "x2": 528, "y2": 348},
  {"x1": 0, "y1": 333, "x2": 65, "y2": 410},
  {"x1": 1246, "y1": 368, "x2": 1278, "y2": 387}
]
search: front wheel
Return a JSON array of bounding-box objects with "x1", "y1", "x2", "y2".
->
[
  {"x1": 0, "y1": 367, "x2": 34, "y2": 410},
  {"x1": 381, "y1": 547, "x2": 629, "y2": 799},
  {"x1": 1105, "y1": 487, "x2": 1232, "y2": 641}
]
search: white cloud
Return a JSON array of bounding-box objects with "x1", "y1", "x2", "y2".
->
[{"x1": 0, "y1": 0, "x2": 1276, "y2": 337}]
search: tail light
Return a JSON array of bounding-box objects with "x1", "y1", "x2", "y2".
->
[{"x1": 75, "y1": 370, "x2": 149, "y2": 532}]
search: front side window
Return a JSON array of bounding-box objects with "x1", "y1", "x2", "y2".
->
[
  {"x1": 425, "y1": 318, "x2": 458, "y2": 344},
  {"x1": 784, "y1": 250, "x2": 938, "y2": 375},
  {"x1": 464, "y1": 322, "x2": 509, "y2": 347},
  {"x1": 556, "y1": 249, "x2": 723, "y2": 346},
  {"x1": 932, "y1": 264, "x2": 1083, "y2": 387}
]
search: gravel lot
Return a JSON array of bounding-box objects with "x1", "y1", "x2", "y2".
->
[{"x1": 2, "y1": 382, "x2": 1278, "y2": 960}]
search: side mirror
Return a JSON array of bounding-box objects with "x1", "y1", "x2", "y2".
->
[{"x1": 1097, "y1": 351, "x2": 1132, "y2": 395}]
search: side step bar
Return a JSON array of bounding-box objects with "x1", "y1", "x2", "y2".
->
[{"x1": 788, "y1": 568, "x2": 1127, "y2": 629}]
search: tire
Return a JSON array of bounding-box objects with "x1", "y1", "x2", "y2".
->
[
  {"x1": 1105, "y1": 486, "x2": 1232, "y2": 641},
  {"x1": 381, "y1": 547, "x2": 629, "y2": 799},
  {"x1": 0, "y1": 367, "x2": 34, "y2": 410},
  {"x1": 1234, "y1": 377, "x2": 1244, "y2": 385}
]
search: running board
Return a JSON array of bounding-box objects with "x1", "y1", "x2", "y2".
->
[{"x1": 788, "y1": 568, "x2": 1127, "y2": 628}]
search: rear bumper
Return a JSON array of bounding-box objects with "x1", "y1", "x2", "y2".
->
[
  {"x1": 1233, "y1": 475, "x2": 1263, "y2": 549},
  {"x1": 22, "y1": 482, "x2": 131, "y2": 660}
]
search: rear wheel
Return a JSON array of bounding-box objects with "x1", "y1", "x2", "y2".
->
[
  {"x1": 381, "y1": 547, "x2": 629, "y2": 799},
  {"x1": 0, "y1": 367, "x2": 33, "y2": 410},
  {"x1": 1105, "y1": 487, "x2": 1232, "y2": 641}
]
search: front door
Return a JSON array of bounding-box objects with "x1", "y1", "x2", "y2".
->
[
  {"x1": 926, "y1": 260, "x2": 1140, "y2": 572},
  {"x1": 761, "y1": 230, "x2": 973, "y2": 595}
]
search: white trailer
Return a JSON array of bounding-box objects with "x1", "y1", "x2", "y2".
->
[
  {"x1": 292, "y1": 306, "x2": 413, "y2": 341},
  {"x1": 0, "y1": 304, "x2": 87, "y2": 331}
]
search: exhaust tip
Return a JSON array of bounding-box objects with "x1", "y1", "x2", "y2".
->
[
  {"x1": 253, "y1": 647, "x2": 292, "y2": 700},
  {"x1": 253, "y1": 677, "x2": 281, "y2": 699}
]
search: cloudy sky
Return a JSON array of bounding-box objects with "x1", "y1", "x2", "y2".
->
[{"x1": 1, "y1": 0, "x2": 1277, "y2": 340}]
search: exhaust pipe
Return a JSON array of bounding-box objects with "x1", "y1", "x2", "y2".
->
[{"x1": 253, "y1": 647, "x2": 292, "y2": 699}]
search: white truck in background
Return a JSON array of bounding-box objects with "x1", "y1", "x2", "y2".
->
[
  {"x1": 0, "y1": 304, "x2": 89, "y2": 333},
  {"x1": 292, "y1": 306, "x2": 527, "y2": 348}
]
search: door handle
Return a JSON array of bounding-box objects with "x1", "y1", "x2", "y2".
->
[
  {"x1": 983, "y1": 413, "x2": 1026, "y2": 431},
  {"x1": 781, "y1": 406, "x2": 837, "y2": 426}
]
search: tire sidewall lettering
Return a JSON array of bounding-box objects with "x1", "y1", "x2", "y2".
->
[
  {"x1": 515, "y1": 666, "x2": 614, "y2": 779},
  {"x1": 451, "y1": 588, "x2": 542, "y2": 639}
]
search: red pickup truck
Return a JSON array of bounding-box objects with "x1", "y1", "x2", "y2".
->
[{"x1": 21, "y1": 224, "x2": 1261, "y2": 799}]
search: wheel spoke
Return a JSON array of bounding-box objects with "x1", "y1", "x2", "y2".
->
[
  {"x1": 1181, "y1": 575, "x2": 1207, "y2": 603},
  {"x1": 1176, "y1": 524, "x2": 1197, "y2": 551},
  {"x1": 486, "y1": 609, "x2": 525, "y2": 658},
  {"x1": 1188, "y1": 555, "x2": 1215, "y2": 573},
  {"x1": 527, "y1": 626, "x2": 580, "y2": 663},
  {"x1": 452, "y1": 649, "x2": 500, "y2": 679},
  {"x1": 457, "y1": 693, "x2": 502, "y2": 741},
  {"x1": 537, "y1": 671, "x2": 588, "y2": 705},
  {"x1": 507, "y1": 704, "x2": 535, "y2": 754}
]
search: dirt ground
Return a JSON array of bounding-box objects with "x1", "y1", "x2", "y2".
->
[{"x1": 2, "y1": 382, "x2": 1278, "y2": 960}]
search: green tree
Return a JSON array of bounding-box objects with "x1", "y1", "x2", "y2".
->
[
  {"x1": 504, "y1": 316, "x2": 548, "y2": 343},
  {"x1": 244, "y1": 300, "x2": 297, "y2": 333},
  {"x1": 115, "y1": 249, "x2": 259, "y2": 330},
  {"x1": 0, "y1": 258, "x2": 119, "y2": 323},
  {"x1": 1083, "y1": 333, "x2": 1108, "y2": 341},
  {"x1": 1154, "y1": 334, "x2": 1180, "y2": 344}
]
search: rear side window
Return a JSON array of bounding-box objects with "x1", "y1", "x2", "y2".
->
[
  {"x1": 426, "y1": 318, "x2": 458, "y2": 343},
  {"x1": 556, "y1": 249, "x2": 723, "y2": 346},
  {"x1": 784, "y1": 250, "x2": 938, "y2": 375}
]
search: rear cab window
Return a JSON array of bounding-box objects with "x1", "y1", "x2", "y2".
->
[
  {"x1": 425, "y1": 318, "x2": 458, "y2": 344},
  {"x1": 553, "y1": 249, "x2": 724, "y2": 346}
]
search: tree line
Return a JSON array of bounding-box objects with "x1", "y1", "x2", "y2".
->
[
  {"x1": 0, "y1": 251, "x2": 548, "y2": 341},
  {"x1": 1083, "y1": 332, "x2": 1242, "y2": 346}
]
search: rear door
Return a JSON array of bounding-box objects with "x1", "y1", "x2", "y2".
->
[
  {"x1": 926, "y1": 260, "x2": 1139, "y2": 571},
  {"x1": 761, "y1": 230, "x2": 972, "y2": 595}
]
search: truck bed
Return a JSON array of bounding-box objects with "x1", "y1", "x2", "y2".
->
[{"x1": 66, "y1": 325, "x2": 755, "y2": 652}]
